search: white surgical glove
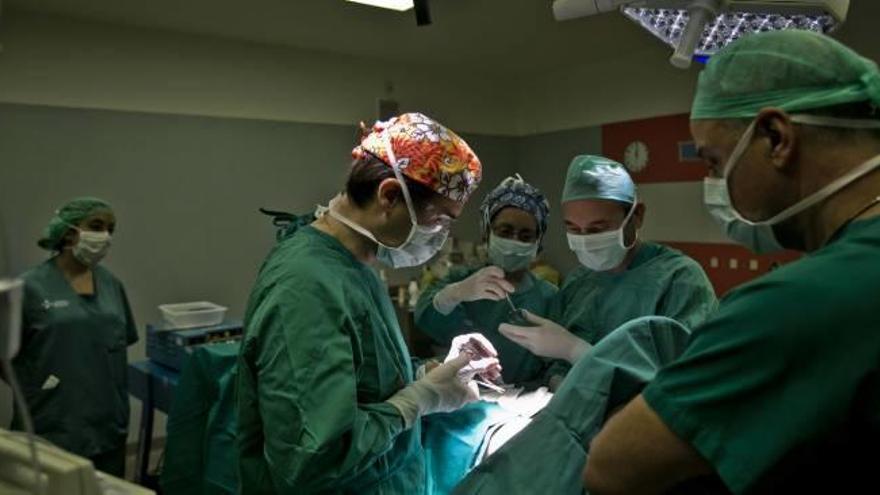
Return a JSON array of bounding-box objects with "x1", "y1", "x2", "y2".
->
[
  {"x1": 498, "y1": 310, "x2": 591, "y2": 364},
  {"x1": 447, "y1": 333, "x2": 503, "y2": 383},
  {"x1": 387, "y1": 354, "x2": 498, "y2": 428},
  {"x1": 433, "y1": 266, "x2": 516, "y2": 315}
]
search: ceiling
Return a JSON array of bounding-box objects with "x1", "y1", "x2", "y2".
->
[
  {"x1": 3, "y1": 0, "x2": 665, "y2": 75},
  {"x1": 5, "y1": 0, "x2": 879, "y2": 76}
]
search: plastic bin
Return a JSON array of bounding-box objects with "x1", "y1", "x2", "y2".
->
[{"x1": 158, "y1": 302, "x2": 227, "y2": 329}]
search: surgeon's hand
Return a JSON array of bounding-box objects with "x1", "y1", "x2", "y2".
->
[
  {"x1": 387, "y1": 353, "x2": 497, "y2": 428},
  {"x1": 446, "y1": 333, "x2": 503, "y2": 383},
  {"x1": 499, "y1": 310, "x2": 591, "y2": 364},
  {"x1": 433, "y1": 266, "x2": 515, "y2": 314}
]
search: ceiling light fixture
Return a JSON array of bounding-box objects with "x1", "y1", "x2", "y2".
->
[
  {"x1": 622, "y1": 6, "x2": 838, "y2": 61},
  {"x1": 346, "y1": 0, "x2": 414, "y2": 12},
  {"x1": 551, "y1": 0, "x2": 849, "y2": 69}
]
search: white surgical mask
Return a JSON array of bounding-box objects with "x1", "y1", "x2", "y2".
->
[
  {"x1": 703, "y1": 114, "x2": 880, "y2": 253},
  {"x1": 71, "y1": 229, "x2": 112, "y2": 266},
  {"x1": 567, "y1": 201, "x2": 638, "y2": 272},
  {"x1": 703, "y1": 177, "x2": 785, "y2": 254},
  {"x1": 327, "y1": 135, "x2": 449, "y2": 268},
  {"x1": 488, "y1": 233, "x2": 538, "y2": 273}
]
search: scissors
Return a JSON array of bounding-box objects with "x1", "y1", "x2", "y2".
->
[
  {"x1": 475, "y1": 379, "x2": 506, "y2": 393},
  {"x1": 505, "y1": 295, "x2": 537, "y2": 327}
]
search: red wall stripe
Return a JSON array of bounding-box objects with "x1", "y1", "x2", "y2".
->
[
  {"x1": 661, "y1": 241, "x2": 801, "y2": 296},
  {"x1": 603, "y1": 113, "x2": 707, "y2": 184}
]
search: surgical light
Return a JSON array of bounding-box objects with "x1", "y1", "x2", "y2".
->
[
  {"x1": 623, "y1": 6, "x2": 838, "y2": 63},
  {"x1": 552, "y1": 0, "x2": 849, "y2": 69}
]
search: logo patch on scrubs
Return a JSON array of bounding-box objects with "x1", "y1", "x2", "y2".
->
[{"x1": 41, "y1": 299, "x2": 70, "y2": 310}]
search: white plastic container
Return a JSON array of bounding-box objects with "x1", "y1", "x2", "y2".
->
[{"x1": 158, "y1": 301, "x2": 227, "y2": 329}]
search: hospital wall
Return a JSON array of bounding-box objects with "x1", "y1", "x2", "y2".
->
[
  {"x1": 0, "y1": 12, "x2": 520, "y2": 136},
  {"x1": 513, "y1": 43, "x2": 700, "y2": 136}
]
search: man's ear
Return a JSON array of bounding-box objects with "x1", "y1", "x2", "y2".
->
[
  {"x1": 633, "y1": 203, "x2": 647, "y2": 230},
  {"x1": 756, "y1": 108, "x2": 797, "y2": 172},
  {"x1": 376, "y1": 178, "x2": 403, "y2": 213}
]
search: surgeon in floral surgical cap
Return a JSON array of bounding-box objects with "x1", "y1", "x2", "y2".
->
[{"x1": 237, "y1": 113, "x2": 502, "y2": 494}]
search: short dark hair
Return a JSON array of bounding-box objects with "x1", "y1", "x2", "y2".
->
[
  {"x1": 723, "y1": 101, "x2": 880, "y2": 133},
  {"x1": 346, "y1": 154, "x2": 439, "y2": 209},
  {"x1": 798, "y1": 100, "x2": 880, "y2": 141},
  {"x1": 810, "y1": 100, "x2": 880, "y2": 120}
]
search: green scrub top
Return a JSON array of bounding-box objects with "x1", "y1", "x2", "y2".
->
[
  {"x1": 644, "y1": 216, "x2": 880, "y2": 494},
  {"x1": 453, "y1": 316, "x2": 692, "y2": 495},
  {"x1": 546, "y1": 242, "x2": 717, "y2": 380},
  {"x1": 415, "y1": 266, "x2": 558, "y2": 385},
  {"x1": 12, "y1": 259, "x2": 138, "y2": 458},
  {"x1": 236, "y1": 224, "x2": 424, "y2": 495}
]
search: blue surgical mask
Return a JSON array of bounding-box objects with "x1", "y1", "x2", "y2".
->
[
  {"x1": 488, "y1": 233, "x2": 538, "y2": 273},
  {"x1": 703, "y1": 114, "x2": 880, "y2": 253}
]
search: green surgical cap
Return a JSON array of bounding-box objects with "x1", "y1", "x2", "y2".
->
[
  {"x1": 562, "y1": 155, "x2": 636, "y2": 205},
  {"x1": 38, "y1": 197, "x2": 113, "y2": 251},
  {"x1": 692, "y1": 30, "x2": 880, "y2": 120}
]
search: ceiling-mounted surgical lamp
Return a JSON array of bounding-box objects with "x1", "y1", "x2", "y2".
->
[{"x1": 552, "y1": 0, "x2": 849, "y2": 68}]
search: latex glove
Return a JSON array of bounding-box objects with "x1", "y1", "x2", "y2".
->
[
  {"x1": 387, "y1": 353, "x2": 493, "y2": 428},
  {"x1": 433, "y1": 266, "x2": 515, "y2": 314},
  {"x1": 446, "y1": 333, "x2": 503, "y2": 383},
  {"x1": 415, "y1": 359, "x2": 445, "y2": 380},
  {"x1": 419, "y1": 359, "x2": 441, "y2": 378},
  {"x1": 499, "y1": 310, "x2": 591, "y2": 364}
]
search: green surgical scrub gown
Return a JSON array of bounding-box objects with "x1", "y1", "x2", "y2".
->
[
  {"x1": 643, "y1": 216, "x2": 880, "y2": 494},
  {"x1": 453, "y1": 316, "x2": 692, "y2": 495},
  {"x1": 236, "y1": 224, "x2": 424, "y2": 494},
  {"x1": 12, "y1": 259, "x2": 138, "y2": 463},
  {"x1": 161, "y1": 342, "x2": 240, "y2": 495},
  {"x1": 415, "y1": 267, "x2": 557, "y2": 495},
  {"x1": 546, "y1": 242, "x2": 716, "y2": 380},
  {"x1": 415, "y1": 266, "x2": 557, "y2": 385}
]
